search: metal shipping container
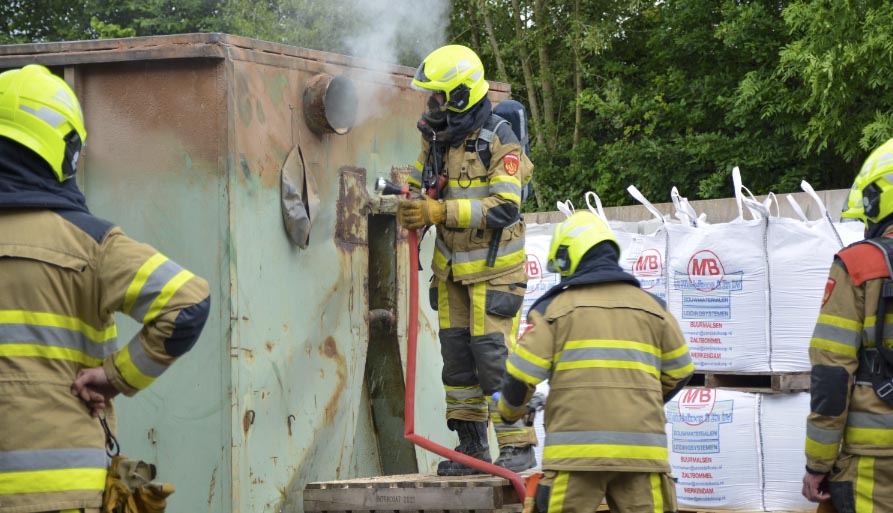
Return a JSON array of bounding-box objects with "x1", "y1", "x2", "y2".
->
[{"x1": 0, "y1": 33, "x2": 512, "y2": 513}]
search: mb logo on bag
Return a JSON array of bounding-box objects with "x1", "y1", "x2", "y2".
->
[
  {"x1": 666, "y1": 388, "x2": 734, "y2": 453},
  {"x1": 674, "y1": 250, "x2": 743, "y2": 321},
  {"x1": 687, "y1": 250, "x2": 724, "y2": 292},
  {"x1": 632, "y1": 248, "x2": 664, "y2": 291}
]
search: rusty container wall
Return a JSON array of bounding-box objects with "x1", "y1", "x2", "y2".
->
[{"x1": 0, "y1": 34, "x2": 510, "y2": 513}]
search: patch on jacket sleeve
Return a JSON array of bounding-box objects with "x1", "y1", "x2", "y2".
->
[
  {"x1": 503, "y1": 154, "x2": 519, "y2": 176},
  {"x1": 822, "y1": 278, "x2": 836, "y2": 306}
]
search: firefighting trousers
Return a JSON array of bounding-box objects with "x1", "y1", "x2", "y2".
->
[
  {"x1": 828, "y1": 452, "x2": 893, "y2": 513},
  {"x1": 537, "y1": 470, "x2": 678, "y2": 513},
  {"x1": 432, "y1": 275, "x2": 536, "y2": 447}
]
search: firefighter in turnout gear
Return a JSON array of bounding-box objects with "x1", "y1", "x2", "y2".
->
[
  {"x1": 397, "y1": 45, "x2": 537, "y2": 476},
  {"x1": 497, "y1": 212, "x2": 693, "y2": 513},
  {"x1": 0, "y1": 65, "x2": 210, "y2": 512},
  {"x1": 802, "y1": 137, "x2": 893, "y2": 512}
]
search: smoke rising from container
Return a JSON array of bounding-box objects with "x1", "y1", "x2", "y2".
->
[{"x1": 339, "y1": 0, "x2": 452, "y2": 124}]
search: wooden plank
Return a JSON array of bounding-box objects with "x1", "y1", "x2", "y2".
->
[
  {"x1": 303, "y1": 486, "x2": 499, "y2": 511},
  {"x1": 772, "y1": 372, "x2": 811, "y2": 392}
]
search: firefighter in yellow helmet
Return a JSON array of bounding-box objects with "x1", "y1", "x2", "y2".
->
[
  {"x1": 0, "y1": 64, "x2": 210, "y2": 512},
  {"x1": 397, "y1": 45, "x2": 537, "y2": 475},
  {"x1": 802, "y1": 137, "x2": 893, "y2": 512},
  {"x1": 497, "y1": 211, "x2": 693, "y2": 513}
]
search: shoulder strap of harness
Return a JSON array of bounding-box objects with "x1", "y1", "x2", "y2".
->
[
  {"x1": 464, "y1": 114, "x2": 509, "y2": 169},
  {"x1": 852, "y1": 235, "x2": 893, "y2": 403}
]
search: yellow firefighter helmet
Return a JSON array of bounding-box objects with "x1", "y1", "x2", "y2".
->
[
  {"x1": 0, "y1": 64, "x2": 87, "y2": 181},
  {"x1": 547, "y1": 211, "x2": 620, "y2": 277},
  {"x1": 412, "y1": 45, "x2": 489, "y2": 113}
]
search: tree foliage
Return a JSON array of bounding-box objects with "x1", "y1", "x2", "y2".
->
[
  {"x1": 4, "y1": 0, "x2": 893, "y2": 209},
  {"x1": 450, "y1": 0, "x2": 893, "y2": 209}
]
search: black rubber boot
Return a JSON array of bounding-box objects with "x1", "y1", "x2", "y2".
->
[
  {"x1": 493, "y1": 445, "x2": 536, "y2": 472},
  {"x1": 436, "y1": 419, "x2": 491, "y2": 476}
]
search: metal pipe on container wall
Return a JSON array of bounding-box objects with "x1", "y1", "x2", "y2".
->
[{"x1": 302, "y1": 73, "x2": 357, "y2": 136}]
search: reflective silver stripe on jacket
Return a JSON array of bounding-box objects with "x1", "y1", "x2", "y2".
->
[{"x1": 0, "y1": 447, "x2": 108, "y2": 472}]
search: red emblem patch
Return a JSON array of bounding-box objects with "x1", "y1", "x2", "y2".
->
[
  {"x1": 822, "y1": 278, "x2": 836, "y2": 307},
  {"x1": 503, "y1": 154, "x2": 520, "y2": 176}
]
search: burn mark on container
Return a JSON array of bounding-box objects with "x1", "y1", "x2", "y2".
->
[
  {"x1": 335, "y1": 167, "x2": 369, "y2": 248},
  {"x1": 240, "y1": 153, "x2": 251, "y2": 181},
  {"x1": 323, "y1": 337, "x2": 337, "y2": 358},
  {"x1": 319, "y1": 336, "x2": 347, "y2": 425},
  {"x1": 255, "y1": 98, "x2": 266, "y2": 124},
  {"x1": 207, "y1": 465, "x2": 217, "y2": 507},
  {"x1": 242, "y1": 409, "x2": 255, "y2": 436},
  {"x1": 264, "y1": 340, "x2": 275, "y2": 353},
  {"x1": 237, "y1": 73, "x2": 253, "y2": 125}
]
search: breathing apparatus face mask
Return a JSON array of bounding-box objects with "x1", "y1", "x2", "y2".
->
[
  {"x1": 547, "y1": 246, "x2": 571, "y2": 274},
  {"x1": 61, "y1": 131, "x2": 83, "y2": 180}
]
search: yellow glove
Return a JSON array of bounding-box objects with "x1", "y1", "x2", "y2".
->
[{"x1": 397, "y1": 197, "x2": 445, "y2": 230}]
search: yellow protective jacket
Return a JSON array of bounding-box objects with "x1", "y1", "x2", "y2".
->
[
  {"x1": 409, "y1": 117, "x2": 533, "y2": 284},
  {"x1": 806, "y1": 226, "x2": 893, "y2": 473},
  {"x1": 501, "y1": 276, "x2": 693, "y2": 473},
  {"x1": 0, "y1": 209, "x2": 210, "y2": 512}
]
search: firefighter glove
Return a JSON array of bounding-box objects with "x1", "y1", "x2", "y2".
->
[{"x1": 397, "y1": 197, "x2": 445, "y2": 230}]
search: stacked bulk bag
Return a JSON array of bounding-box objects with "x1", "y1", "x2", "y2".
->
[
  {"x1": 587, "y1": 191, "x2": 670, "y2": 302},
  {"x1": 665, "y1": 388, "x2": 763, "y2": 511},
  {"x1": 767, "y1": 182, "x2": 848, "y2": 370},
  {"x1": 761, "y1": 392, "x2": 814, "y2": 511},
  {"x1": 520, "y1": 222, "x2": 562, "y2": 334},
  {"x1": 665, "y1": 389, "x2": 814, "y2": 512},
  {"x1": 631, "y1": 178, "x2": 771, "y2": 371}
]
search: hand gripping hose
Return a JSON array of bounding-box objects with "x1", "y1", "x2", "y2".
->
[{"x1": 403, "y1": 227, "x2": 527, "y2": 501}]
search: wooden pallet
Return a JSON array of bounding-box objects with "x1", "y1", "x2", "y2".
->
[
  {"x1": 303, "y1": 473, "x2": 523, "y2": 512},
  {"x1": 687, "y1": 371, "x2": 810, "y2": 393},
  {"x1": 304, "y1": 472, "x2": 811, "y2": 513},
  {"x1": 598, "y1": 508, "x2": 807, "y2": 513}
]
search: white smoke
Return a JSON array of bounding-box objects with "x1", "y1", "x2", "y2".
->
[
  {"x1": 339, "y1": 0, "x2": 452, "y2": 124},
  {"x1": 343, "y1": 0, "x2": 450, "y2": 66}
]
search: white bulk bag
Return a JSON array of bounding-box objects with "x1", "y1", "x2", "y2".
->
[
  {"x1": 619, "y1": 188, "x2": 671, "y2": 302},
  {"x1": 767, "y1": 183, "x2": 846, "y2": 371},
  {"x1": 835, "y1": 217, "x2": 865, "y2": 246},
  {"x1": 663, "y1": 170, "x2": 771, "y2": 371},
  {"x1": 521, "y1": 223, "x2": 562, "y2": 335},
  {"x1": 665, "y1": 388, "x2": 763, "y2": 511},
  {"x1": 760, "y1": 393, "x2": 814, "y2": 512},
  {"x1": 532, "y1": 381, "x2": 550, "y2": 469}
]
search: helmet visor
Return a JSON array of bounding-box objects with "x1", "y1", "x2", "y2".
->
[
  {"x1": 840, "y1": 187, "x2": 863, "y2": 218},
  {"x1": 411, "y1": 63, "x2": 440, "y2": 94}
]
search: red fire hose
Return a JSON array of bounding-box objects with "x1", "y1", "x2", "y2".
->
[{"x1": 403, "y1": 229, "x2": 528, "y2": 502}]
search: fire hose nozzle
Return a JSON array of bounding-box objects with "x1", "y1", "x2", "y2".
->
[{"x1": 375, "y1": 177, "x2": 410, "y2": 198}]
